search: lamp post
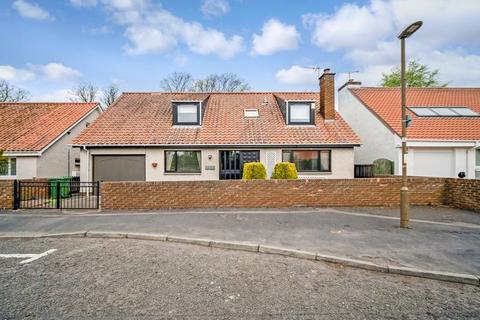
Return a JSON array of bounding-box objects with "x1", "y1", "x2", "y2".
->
[{"x1": 398, "y1": 21, "x2": 422, "y2": 228}]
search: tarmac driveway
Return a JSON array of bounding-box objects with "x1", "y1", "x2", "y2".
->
[{"x1": 0, "y1": 206, "x2": 479, "y2": 275}]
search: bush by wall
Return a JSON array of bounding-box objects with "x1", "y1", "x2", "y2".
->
[
  {"x1": 242, "y1": 162, "x2": 267, "y2": 180},
  {"x1": 271, "y1": 162, "x2": 298, "y2": 179}
]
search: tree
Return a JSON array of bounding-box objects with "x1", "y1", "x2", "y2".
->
[
  {"x1": 70, "y1": 82, "x2": 98, "y2": 102},
  {"x1": 381, "y1": 60, "x2": 448, "y2": 87},
  {"x1": 191, "y1": 73, "x2": 250, "y2": 92},
  {"x1": 0, "y1": 80, "x2": 30, "y2": 102},
  {"x1": 101, "y1": 83, "x2": 120, "y2": 107},
  {"x1": 160, "y1": 72, "x2": 193, "y2": 92}
]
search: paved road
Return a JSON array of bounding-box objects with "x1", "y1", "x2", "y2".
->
[
  {"x1": 0, "y1": 207, "x2": 479, "y2": 274},
  {"x1": 1, "y1": 238, "x2": 479, "y2": 319}
]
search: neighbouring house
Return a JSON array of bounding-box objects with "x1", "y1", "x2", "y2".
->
[
  {"x1": 0, "y1": 102, "x2": 102, "y2": 180},
  {"x1": 338, "y1": 81, "x2": 480, "y2": 179},
  {"x1": 72, "y1": 70, "x2": 360, "y2": 182}
]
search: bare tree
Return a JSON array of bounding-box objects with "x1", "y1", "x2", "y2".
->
[
  {"x1": 160, "y1": 72, "x2": 193, "y2": 92},
  {"x1": 191, "y1": 73, "x2": 250, "y2": 92},
  {"x1": 0, "y1": 80, "x2": 30, "y2": 102},
  {"x1": 101, "y1": 83, "x2": 120, "y2": 107},
  {"x1": 70, "y1": 82, "x2": 98, "y2": 102}
]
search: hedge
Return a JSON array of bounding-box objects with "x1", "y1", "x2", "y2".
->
[
  {"x1": 271, "y1": 162, "x2": 298, "y2": 179},
  {"x1": 242, "y1": 162, "x2": 267, "y2": 180}
]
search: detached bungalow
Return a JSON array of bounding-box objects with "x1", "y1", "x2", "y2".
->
[
  {"x1": 72, "y1": 70, "x2": 360, "y2": 181},
  {"x1": 339, "y1": 82, "x2": 480, "y2": 179},
  {"x1": 0, "y1": 102, "x2": 102, "y2": 179}
]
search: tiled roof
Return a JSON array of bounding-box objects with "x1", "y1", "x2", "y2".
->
[
  {"x1": 349, "y1": 87, "x2": 480, "y2": 141},
  {"x1": 0, "y1": 102, "x2": 99, "y2": 152},
  {"x1": 72, "y1": 92, "x2": 360, "y2": 146}
]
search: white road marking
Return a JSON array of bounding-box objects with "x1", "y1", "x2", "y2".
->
[{"x1": 0, "y1": 249, "x2": 57, "y2": 264}]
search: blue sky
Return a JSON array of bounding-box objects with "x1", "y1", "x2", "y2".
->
[{"x1": 1, "y1": 0, "x2": 480, "y2": 101}]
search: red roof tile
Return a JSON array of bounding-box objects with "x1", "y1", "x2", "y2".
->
[
  {"x1": 350, "y1": 87, "x2": 480, "y2": 141},
  {"x1": 0, "y1": 102, "x2": 99, "y2": 152},
  {"x1": 72, "y1": 92, "x2": 360, "y2": 146}
]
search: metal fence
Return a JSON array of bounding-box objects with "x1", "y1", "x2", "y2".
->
[
  {"x1": 13, "y1": 180, "x2": 100, "y2": 209},
  {"x1": 354, "y1": 164, "x2": 375, "y2": 178}
]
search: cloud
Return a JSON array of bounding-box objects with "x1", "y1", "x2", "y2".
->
[
  {"x1": 70, "y1": 0, "x2": 97, "y2": 7},
  {"x1": 12, "y1": 0, "x2": 54, "y2": 21},
  {"x1": 99, "y1": 0, "x2": 243, "y2": 58},
  {"x1": 0, "y1": 65, "x2": 36, "y2": 83},
  {"x1": 251, "y1": 19, "x2": 300, "y2": 56},
  {"x1": 33, "y1": 89, "x2": 76, "y2": 102},
  {"x1": 201, "y1": 0, "x2": 230, "y2": 17},
  {"x1": 303, "y1": 0, "x2": 480, "y2": 86},
  {"x1": 32, "y1": 63, "x2": 83, "y2": 81},
  {"x1": 275, "y1": 65, "x2": 318, "y2": 85}
]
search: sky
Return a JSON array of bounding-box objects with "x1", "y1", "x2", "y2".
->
[{"x1": 1, "y1": 0, "x2": 480, "y2": 101}]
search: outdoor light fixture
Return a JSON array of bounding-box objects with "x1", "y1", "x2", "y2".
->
[{"x1": 398, "y1": 21, "x2": 423, "y2": 229}]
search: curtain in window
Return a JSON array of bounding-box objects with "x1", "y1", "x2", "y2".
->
[
  {"x1": 290, "y1": 104, "x2": 310, "y2": 122},
  {"x1": 165, "y1": 152, "x2": 175, "y2": 171},
  {"x1": 177, "y1": 105, "x2": 198, "y2": 123}
]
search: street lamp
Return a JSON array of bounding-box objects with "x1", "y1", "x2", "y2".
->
[{"x1": 397, "y1": 21, "x2": 422, "y2": 229}]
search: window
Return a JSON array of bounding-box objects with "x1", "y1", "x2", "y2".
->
[
  {"x1": 288, "y1": 102, "x2": 313, "y2": 124},
  {"x1": 409, "y1": 106, "x2": 479, "y2": 117},
  {"x1": 282, "y1": 150, "x2": 331, "y2": 172},
  {"x1": 0, "y1": 157, "x2": 16, "y2": 176},
  {"x1": 476, "y1": 149, "x2": 480, "y2": 167},
  {"x1": 165, "y1": 151, "x2": 201, "y2": 173},
  {"x1": 244, "y1": 109, "x2": 259, "y2": 118},
  {"x1": 173, "y1": 103, "x2": 200, "y2": 125}
]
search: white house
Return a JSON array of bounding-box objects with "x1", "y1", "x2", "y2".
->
[
  {"x1": 72, "y1": 70, "x2": 361, "y2": 182},
  {"x1": 0, "y1": 102, "x2": 102, "y2": 180},
  {"x1": 338, "y1": 82, "x2": 480, "y2": 179}
]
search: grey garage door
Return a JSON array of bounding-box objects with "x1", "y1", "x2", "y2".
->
[{"x1": 93, "y1": 155, "x2": 146, "y2": 181}]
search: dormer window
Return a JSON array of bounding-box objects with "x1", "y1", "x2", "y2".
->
[
  {"x1": 287, "y1": 102, "x2": 314, "y2": 125},
  {"x1": 173, "y1": 102, "x2": 200, "y2": 125}
]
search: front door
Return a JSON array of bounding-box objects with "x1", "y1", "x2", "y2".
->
[{"x1": 219, "y1": 150, "x2": 260, "y2": 179}]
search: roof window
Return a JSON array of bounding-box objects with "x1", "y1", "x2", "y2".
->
[
  {"x1": 244, "y1": 109, "x2": 259, "y2": 118},
  {"x1": 409, "y1": 107, "x2": 479, "y2": 117}
]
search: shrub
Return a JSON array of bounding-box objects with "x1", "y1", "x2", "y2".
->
[
  {"x1": 271, "y1": 162, "x2": 298, "y2": 179},
  {"x1": 242, "y1": 162, "x2": 267, "y2": 180}
]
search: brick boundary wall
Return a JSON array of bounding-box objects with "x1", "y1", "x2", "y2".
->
[
  {"x1": 444, "y1": 178, "x2": 480, "y2": 212},
  {"x1": 101, "y1": 177, "x2": 448, "y2": 210},
  {"x1": 0, "y1": 180, "x2": 14, "y2": 210}
]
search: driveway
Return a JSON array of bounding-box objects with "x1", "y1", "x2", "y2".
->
[
  {"x1": 1, "y1": 237, "x2": 479, "y2": 319},
  {"x1": 0, "y1": 206, "x2": 479, "y2": 275}
]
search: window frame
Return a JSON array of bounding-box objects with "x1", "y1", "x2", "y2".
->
[
  {"x1": 282, "y1": 150, "x2": 331, "y2": 173},
  {"x1": 287, "y1": 102, "x2": 315, "y2": 125},
  {"x1": 172, "y1": 102, "x2": 201, "y2": 125},
  {"x1": 164, "y1": 150, "x2": 202, "y2": 174},
  {"x1": 0, "y1": 157, "x2": 16, "y2": 177}
]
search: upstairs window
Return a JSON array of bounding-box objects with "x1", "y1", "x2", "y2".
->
[
  {"x1": 173, "y1": 102, "x2": 200, "y2": 125},
  {"x1": 0, "y1": 157, "x2": 16, "y2": 176},
  {"x1": 244, "y1": 109, "x2": 259, "y2": 118},
  {"x1": 288, "y1": 102, "x2": 314, "y2": 125},
  {"x1": 409, "y1": 107, "x2": 479, "y2": 117}
]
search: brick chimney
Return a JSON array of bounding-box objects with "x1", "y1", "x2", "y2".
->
[{"x1": 319, "y1": 68, "x2": 336, "y2": 120}]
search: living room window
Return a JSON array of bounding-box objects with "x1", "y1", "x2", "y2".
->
[
  {"x1": 476, "y1": 149, "x2": 480, "y2": 179},
  {"x1": 173, "y1": 102, "x2": 200, "y2": 125},
  {"x1": 0, "y1": 157, "x2": 16, "y2": 176},
  {"x1": 282, "y1": 150, "x2": 331, "y2": 172},
  {"x1": 165, "y1": 151, "x2": 201, "y2": 173},
  {"x1": 287, "y1": 102, "x2": 314, "y2": 125}
]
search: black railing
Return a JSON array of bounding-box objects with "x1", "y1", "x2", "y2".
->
[
  {"x1": 354, "y1": 164, "x2": 375, "y2": 178},
  {"x1": 14, "y1": 180, "x2": 99, "y2": 210}
]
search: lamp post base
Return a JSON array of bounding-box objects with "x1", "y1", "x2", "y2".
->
[{"x1": 400, "y1": 187, "x2": 409, "y2": 228}]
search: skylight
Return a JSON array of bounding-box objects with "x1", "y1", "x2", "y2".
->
[
  {"x1": 244, "y1": 109, "x2": 259, "y2": 118},
  {"x1": 409, "y1": 107, "x2": 479, "y2": 117}
]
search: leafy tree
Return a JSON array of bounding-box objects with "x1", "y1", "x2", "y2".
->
[
  {"x1": 70, "y1": 82, "x2": 98, "y2": 102},
  {"x1": 0, "y1": 80, "x2": 30, "y2": 102},
  {"x1": 101, "y1": 83, "x2": 120, "y2": 107},
  {"x1": 381, "y1": 60, "x2": 448, "y2": 87},
  {"x1": 0, "y1": 150, "x2": 7, "y2": 175},
  {"x1": 160, "y1": 72, "x2": 193, "y2": 92}
]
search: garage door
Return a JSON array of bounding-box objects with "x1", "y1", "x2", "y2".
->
[
  {"x1": 412, "y1": 148, "x2": 453, "y2": 178},
  {"x1": 93, "y1": 155, "x2": 146, "y2": 181}
]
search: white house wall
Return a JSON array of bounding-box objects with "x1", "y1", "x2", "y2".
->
[
  {"x1": 338, "y1": 87, "x2": 400, "y2": 169},
  {"x1": 82, "y1": 147, "x2": 355, "y2": 181},
  {"x1": 37, "y1": 109, "x2": 101, "y2": 178}
]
